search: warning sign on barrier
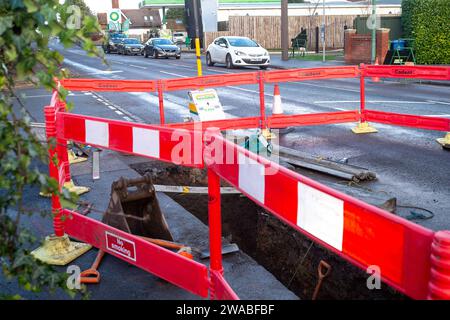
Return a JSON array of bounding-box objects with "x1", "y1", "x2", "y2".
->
[{"x1": 105, "y1": 231, "x2": 136, "y2": 261}]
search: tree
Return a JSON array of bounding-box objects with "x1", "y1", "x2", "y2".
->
[{"x1": 0, "y1": 0, "x2": 102, "y2": 298}]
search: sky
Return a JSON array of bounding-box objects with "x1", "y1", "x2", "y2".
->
[{"x1": 84, "y1": 0, "x2": 142, "y2": 14}]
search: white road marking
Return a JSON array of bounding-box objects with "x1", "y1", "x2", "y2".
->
[
  {"x1": 123, "y1": 116, "x2": 133, "y2": 121},
  {"x1": 23, "y1": 94, "x2": 81, "y2": 98},
  {"x1": 107, "y1": 105, "x2": 116, "y2": 110},
  {"x1": 423, "y1": 114, "x2": 450, "y2": 117},
  {"x1": 115, "y1": 110, "x2": 124, "y2": 115},
  {"x1": 160, "y1": 71, "x2": 188, "y2": 78},
  {"x1": 64, "y1": 58, "x2": 112, "y2": 75},
  {"x1": 296, "y1": 82, "x2": 360, "y2": 93},
  {"x1": 427, "y1": 100, "x2": 450, "y2": 106},
  {"x1": 128, "y1": 64, "x2": 147, "y2": 69}
]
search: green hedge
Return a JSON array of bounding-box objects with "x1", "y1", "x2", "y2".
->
[{"x1": 401, "y1": 0, "x2": 450, "y2": 64}]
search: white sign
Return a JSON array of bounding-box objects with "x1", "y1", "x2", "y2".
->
[{"x1": 189, "y1": 89, "x2": 225, "y2": 122}]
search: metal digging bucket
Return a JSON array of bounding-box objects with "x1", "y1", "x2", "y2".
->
[{"x1": 103, "y1": 174, "x2": 174, "y2": 241}]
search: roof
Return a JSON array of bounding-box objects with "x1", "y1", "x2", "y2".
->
[{"x1": 97, "y1": 9, "x2": 161, "y2": 28}]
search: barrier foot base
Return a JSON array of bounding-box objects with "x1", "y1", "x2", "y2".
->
[
  {"x1": 68, "y1": 150, "x2": 88, "y2": 164},
  {"x1": 64, "y1": 180, "x2": 90, "y2": 196},
  {"x1": 352, "y1": 122, "x2": 378, "y2": 134},
  {"x1": 31, "y1": 234, "x2": 92, "y2": 265},
  {"x1": 436, "y1": 133, "x2": 450, "y2": 149}
]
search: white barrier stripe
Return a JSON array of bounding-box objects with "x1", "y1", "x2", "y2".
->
[
  {"x1": 297, "y1": 182, "x2": 344, "y2": 251},
  {"x1": 85, "y1": 119, "x2": 109, "y2": 147},
  {"x1": 238, "y1": 152, "x2": 265, "y2": 204},
  {"x1": 132, "y1": 127, "x2": 160, "y2": 158}
]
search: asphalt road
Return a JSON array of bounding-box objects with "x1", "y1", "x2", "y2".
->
[{"x1": 22, "y1": 40, "x2": 450, "y2": 232}]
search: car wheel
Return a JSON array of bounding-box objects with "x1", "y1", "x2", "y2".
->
[
  {"x1": 206, "y1": 52, "x2": 214, "y2": 66},
  {"x1": 153, "y1": 51, "x2": 158, "y2": 59},
  {"x1": 144, "y1": 51, "x2": 148, "y2": 58},
  {"x1": 226, "y1": 54, "x2": 234, "y2": 69},
  {"x1": 176, "y1": 56, "x2": 180, "y2": 60},
  {"x1": 260, "y1": 66, "x2": 268, "y2": 70}
]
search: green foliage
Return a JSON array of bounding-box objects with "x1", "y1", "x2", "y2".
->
[
  {"x1": 401, "y1": 0, "x2": 450, "y2": 64},
  {"x1": 0, "y1": 0, "x2": 103, "y2": 298}
]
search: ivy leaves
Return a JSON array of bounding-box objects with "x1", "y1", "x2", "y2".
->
[{"x1": 0, "y1": 0, "x2": 102, "y2": 298}]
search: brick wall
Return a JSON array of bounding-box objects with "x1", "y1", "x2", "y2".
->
[{"x1": 344, "y1": 28, "x2": 390, "y2": 64}]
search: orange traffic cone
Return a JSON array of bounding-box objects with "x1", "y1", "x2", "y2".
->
[
  {"x1": 372, "y1": 57, "x2": 380, "y2": 83},
  {"x1": 272, "y1": 84, "x2": 283, "y2": 115}
]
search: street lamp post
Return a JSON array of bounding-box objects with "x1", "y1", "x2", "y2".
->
[
  {"x1": 371, "y1": 0, "x2": 377, "y2": 64},
  {"x1": 322, "y1": 0, "x2": 326, "y2": 62},
  {"x1": 281, "y1": 0, "x2": 289, "y2": 61}
]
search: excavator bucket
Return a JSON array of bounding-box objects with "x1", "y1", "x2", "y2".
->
[{"x1": 103, "y1": 174, "x2": 174, "y2": 241}]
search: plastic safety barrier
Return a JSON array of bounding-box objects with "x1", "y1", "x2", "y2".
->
[
  {"x1": 60, "y1": 78, "x2": 158, "y2": 92},
  {"x1": 162, "y1": 72, "x2": 259, "y2": 92},
  {"x1": 364, "y1": 65, "x2": 450, "y2": 81},
  {"x1": 365, "y1": 110, "x2": 450, "y2": 132},
  {"x1": 64, "y1": 209, "x2": 209, "y2": 297},
  {"x1": 205, "y1": 132, "x2": 437, "y2": 300},
  {"x1": 59, "y1": 113, "x2": 204, "y2": 168},
  {"x1": 48, "y1": 64, "x2": 450, "y2": 300},
  {"x1": 268, "y1": 110, "x2": 360, "y2": 128},
  {"x1": 264, "y1": 66, "x2": 360, "y2": 83}
]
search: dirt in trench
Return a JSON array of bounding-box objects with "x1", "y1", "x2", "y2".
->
[{"x1": 131, "y1": 160, "x2": 406, "y2": 300}]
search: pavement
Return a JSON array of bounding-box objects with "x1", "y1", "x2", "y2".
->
[{"x1": 4, "y1": 40, "x2": 450, "y2": 298}]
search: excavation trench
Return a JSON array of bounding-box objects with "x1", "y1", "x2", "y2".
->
[{"x1": 131, "y1": 160, "x2": 406, "y2": 300}]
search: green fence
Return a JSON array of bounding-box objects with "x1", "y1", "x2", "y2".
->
[{"x1": 353, "y1": 15, "x2": 402, "y2": 40}]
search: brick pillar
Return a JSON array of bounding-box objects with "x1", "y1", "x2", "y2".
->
[
  {"x1": 376, "y1": 28, "x2": 390, "y2": 64},
  {"x1": 112, "y1": 0, "x2": 119, "y2": 9},
  {"x1": 344, "y1": 29, "x2": 356, "y2": 64}
]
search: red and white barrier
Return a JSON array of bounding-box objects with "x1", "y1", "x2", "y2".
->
[
  {"x1": 205, "y1": 133, "x2": 436, "y2": 300},
  {"x1": 59, "y1": 113, "x2": 204, "y2": 168}
]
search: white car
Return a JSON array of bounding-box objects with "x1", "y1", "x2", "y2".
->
[
  {"x1": 206, "y1": 36, "x2": 270, "y2": 69},
  {"x1": 172, "y1": 32, "x2": 187, "y2": 44}
]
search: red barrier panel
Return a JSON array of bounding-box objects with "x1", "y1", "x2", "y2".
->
[
  {"x1": 58, "y1": 113, "x2": 204, "y2": 168},
  {"x1": 268, "y1": 110, "x2": 360, "y2": 128},
  {"x1": 365, "y1": 110, "x2": 450, "y2": 132},
  {"x1": 60, "y1": 78, "x2": 158, "y2": 92},
  {"x1": 210, "y1": 270, "x2": 239, "y2": 300},
  {"x1": 64, "y1": 210, "x2": 209, "y2": 297},
  {"x1": 205, "y1": 133, "x2": 435, "y2": 300},
  {"x1": 168, "y1": 116, "x2": 261, "y2": 131},
  {"x1": 162, "y1": 72, "x2": 259, "y2": 92},
  {"x1": 264, "y1": 66, "x2": 360, "y2": 83},
  {"x1": 364, "y1": 65, "x2": 450, "y2": 81}
]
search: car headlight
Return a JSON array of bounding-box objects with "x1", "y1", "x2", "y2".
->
[
  {"x1": 125, "y1": 46, "x2": 130, "y2": 49},
  {"x1": 109, "y1": 41, "x2": 114, "y2": 46},
  {"x1": 264, "y1": 50, "x2": 269, "y2": 56},
  {"x1": 234, "y1": 50, "x2": 247, "y2": 56}
]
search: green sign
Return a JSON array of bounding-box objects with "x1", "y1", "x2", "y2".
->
[{"x1": 109, "y1": 11, "x2": 120, "y2": 22}]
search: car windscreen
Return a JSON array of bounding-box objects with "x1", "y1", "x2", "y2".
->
[
  {"x1": 111, "y1": 38, "x2": 122, "y2": 43},
  {"x1": 153, "y1": 39, "x2": 173, "y2": 45},
  {"x1": 123, "y1": 39, "x2": 140, "y2": 44},
  {"x1": 228, "y1": 38, "x2": 259, "y2": 47}
]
